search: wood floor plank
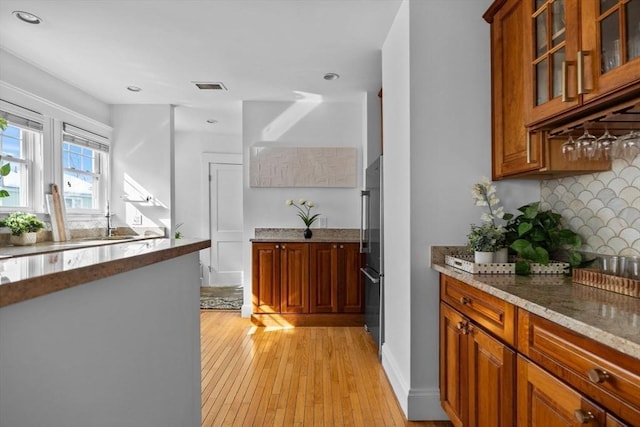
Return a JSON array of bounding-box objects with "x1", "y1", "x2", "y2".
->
[{"x1": 200, "y1": 311, "x2": 452, "y2": 427}]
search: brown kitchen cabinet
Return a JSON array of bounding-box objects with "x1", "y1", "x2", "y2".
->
[
  {"x1": 252, "y1": 241, "x2": 363, "y2": 326},
  {"x1": 484, "y1": 0, "x2": 615, "y2": 179},
  {"x1": 309, "y1": 242, "x2": 363, "y2": 313},
  {"x1": 518, "y1": 309, "x2": 640, "y2": 426},
  {"x1": 439, "y1": 276, "x2": 516, "y2": 427},
  {"x1": 439, "y1": 273, "x2": 640, "y2": 426},
  {"x1": 525, "y1": 0, "x2": 640, "y2": 126}
]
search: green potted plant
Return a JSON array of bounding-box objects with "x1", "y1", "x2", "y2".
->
[
  {"x1": 1, "y1": 212, "x2": 45, "y2": 246},
  {"x1": 504, "y1": 202, "x2": 582, "y2": 275},
  {"x1": 468, "y1": 223, "x2": 506, "y2": 263}
]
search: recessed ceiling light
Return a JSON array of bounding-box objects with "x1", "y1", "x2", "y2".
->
[
  {"x1": 323, "y1": 73, "x2": 340, "y2": 81},
  {"x1": 13, "y1": 10, "x2": 42, "y2": 24},
  {"x1": 127, "y1": 86, "x2": 142, "y2": 92},
  {"x1": 206, "y1": 119, "x2": 218, "y2": 124}
]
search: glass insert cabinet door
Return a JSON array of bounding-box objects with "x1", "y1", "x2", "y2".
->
[{"x1": 599, "y1": 0, "x2": 640, "y2": 72}]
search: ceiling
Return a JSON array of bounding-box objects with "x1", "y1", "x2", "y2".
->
[{"x1": 0, "y1": 0, "x2": 402, "y2": 135}]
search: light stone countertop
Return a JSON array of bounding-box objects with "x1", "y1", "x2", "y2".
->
[
  {"x1": 431, "y1": 246, "x2": 640, "y2": 360},
  {"x1": 0, "y1": 237, "x2": 211, "y2": 308},
  {"x1": 251, "y1": 227, "x2": 360, "y2": 243}
]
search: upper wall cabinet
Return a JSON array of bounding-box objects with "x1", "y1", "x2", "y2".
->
[
  {"x1": 525, "y1": 0, "x2": 640, "y2": 126},
  {"x1": 484, "y1": 0, "x2": 618, "y2": 179}
]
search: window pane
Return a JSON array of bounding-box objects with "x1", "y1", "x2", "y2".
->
[
  {"x1": 0, "y1": 161, "x2": 27, "y2": 207},
  {"x1": 601, "y1": 11, "x2": 621, "y2": 73},
  {"x1": 552, "y1": 48, "x2": 566, "y2": 99},
  {"x1": 536, "y1": 59, "x2": 549, "y2": 105},
  {"x1": 63, "y1": 142, "x2": 96, "y2": 173},
  {"x1": 600, "y1": 0, "x2": 618, "y2": 13},
  {"x1": 552, "y1": 0, "x2": 565, "y2": 47},
  {"x1": 63, "y1": 170, "x2": 98, "y2": 210},
  {"x1": 1, "y1": 126, "x2": 24, "y2": 158},
  {"x1": 536, "y1": 10, "x2": 548, "y2": 57},
  {"x1": 627, "y1": 0, "x2": 640, "y2": 61}
]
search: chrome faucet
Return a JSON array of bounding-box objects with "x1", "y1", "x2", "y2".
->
[{"x1": 106, "y1": 201, "x2": 115, "y2": 237}]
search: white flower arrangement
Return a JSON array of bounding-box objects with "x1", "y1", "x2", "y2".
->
[
  {"x1": 468, "y1": 177, "x2": 512, "y2": 253},
  {"x1": 286, "y1": 198, "x2": 320, "y2": 227}
]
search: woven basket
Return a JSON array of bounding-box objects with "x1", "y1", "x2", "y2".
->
[{"x1": 572, "y1": 268, "x2": 640, "y2": 298}]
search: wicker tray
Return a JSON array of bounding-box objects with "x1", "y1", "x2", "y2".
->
[
  {"x1": 572, "y1": 268, "x2": 640, "y2": 298},
  {"x1": 445, "y1": 254, "x2": 570, "y2": 275}
]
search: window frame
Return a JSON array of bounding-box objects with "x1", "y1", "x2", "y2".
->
[
  {"x1": 0, "y1": 103, "x2": 45, "y2": 213},
  {"x1": 61, "y1": 123, "x2": 110, "y2": 215}
]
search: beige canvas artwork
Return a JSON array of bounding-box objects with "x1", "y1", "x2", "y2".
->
[{"x1": 249, "y1": 146, "x2": 357, "y2": 187}]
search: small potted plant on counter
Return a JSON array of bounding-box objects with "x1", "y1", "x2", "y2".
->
[
  {"x1": 467, "y1": 223, "x2": 506, "y2": 263},
  {"x1": 1, "y1": 212, "x2": 45, "y2": 246},
  {"x1": 286, "y1": 198, "x2": 321, "y2": 239}
]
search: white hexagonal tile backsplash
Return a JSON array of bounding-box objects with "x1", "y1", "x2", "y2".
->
[{"x1": 541, "y1": 156, "x2": 640, "y2": 257}]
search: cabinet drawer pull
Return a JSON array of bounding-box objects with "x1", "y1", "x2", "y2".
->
[
  {"x1": 574, "y1": 409, "x2": 595, "y2": 424},
  {"x1": 587, "y1": 368, "x2": 610, "y2": 384},
  {"x1": 459, "y1": 296, "x2": 471, "y2": 305}
]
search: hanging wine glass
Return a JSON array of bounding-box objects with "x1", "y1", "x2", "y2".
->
[
  {"x1": 561, "y1": 135, "x2": 578, "y2": 161},
  {"x1": 619, "y1": 130, "x2": 640, "y2": 161},
  {"x1": 595, "y1": 127, "x2": 617, "y2": 160},
  {"x1": 576, "y1": 128, "x2": 597, "y2": 160}
]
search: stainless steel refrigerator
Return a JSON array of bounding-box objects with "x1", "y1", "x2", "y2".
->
[{"x1": 360, "y1": 156, "x2": 383, "y2": 355}]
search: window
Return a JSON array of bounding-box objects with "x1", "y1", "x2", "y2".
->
[
  {"x1": 62, "y1": 124, "x2": 109, "y2": 212},
  {"x1": 0, "y1": 110, "x2": 44, "y2": 209}
]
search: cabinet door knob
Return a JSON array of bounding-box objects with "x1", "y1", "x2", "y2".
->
[
  {"x1": 587, "y1": 368, "x2": 610, "y2": 384},
  {"x1": 333, "y1": 245, "x2": 337, "y2": 249},
  {"x1": 340, "y1": 244, "x2": 344, "y2": 249},
  {"x1": 456, "y1": 321, "x2": 466, "y2": 333},
  {"x1": 459, "y1": 296, "x2": 471, "y2": 305},
  {"x1": 275, "y1": 245, "x2": 279, "y2": 249},
  {"x1": 574, "y1": 409, "x2": 595, "y2": 424}
]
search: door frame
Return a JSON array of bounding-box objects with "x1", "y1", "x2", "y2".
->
[{"x1": 200, "y1": 153, "x2": 243, "y2": 286}]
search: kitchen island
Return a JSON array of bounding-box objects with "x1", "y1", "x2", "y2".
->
[{"x1": 0, "y1": 237, "x2": 210, "y2": 427}]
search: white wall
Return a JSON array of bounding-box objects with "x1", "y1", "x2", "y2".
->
[
  {"x1": 174, "y1": 131, "x2": 242, "y2": 240},
  {"x1": 241, "y1": 99, "x2": 365, "y2": 315},
  {"x1": 111, "y1": 105, "x2": 174, "y2": 234},
  {"x1": 0, "y1": 49, "x2": 110, "y2": 126},
  {"x1": 381, "y1": 0, "x2": 540, "y2": 420}
]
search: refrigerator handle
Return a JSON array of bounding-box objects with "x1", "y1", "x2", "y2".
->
[
  {"x1": 360, "y1": 267, "x2": 380, "y2": 283},
  {"x1": 360, "y1": 190, "x2": 370, "y2": 253}
]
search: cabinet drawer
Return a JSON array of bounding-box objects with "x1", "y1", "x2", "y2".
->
[
  {"x1": 518, "y1": 310, "x2": 640, "y2": 426},
  {"x1": 440, "y1": 275, "x2": 515, "y2": 346}
]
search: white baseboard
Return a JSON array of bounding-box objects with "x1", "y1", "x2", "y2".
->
[
  {"x1": 381, "y1": 343, "x2": 449, "y2": 422},
  {"x1": 241, "y1": 304, "x2": 252, "y2": 318}
]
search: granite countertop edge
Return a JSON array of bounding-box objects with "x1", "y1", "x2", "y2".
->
[
  {"x1": 431, "y1": 248, "x2": 640, "y2": 360},
  {"x1": 0, "y1": 238, "x2": 211, "y2": 308}
]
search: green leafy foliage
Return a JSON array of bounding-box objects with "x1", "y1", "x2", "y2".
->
[
  {"x1": 505, "y1": 202, "x2": 582, "y2": 275},
  {"x1": 0, "y1": 118, "x2": 10, "y2": 198},
  {"x1": 0, "y1": 212, "x2": 45, "y2": 236}
]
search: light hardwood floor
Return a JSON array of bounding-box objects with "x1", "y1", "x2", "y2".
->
[{"x1": 201, "y1": 310, "x2": 452, "y2": 427}]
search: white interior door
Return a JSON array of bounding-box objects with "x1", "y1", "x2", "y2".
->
[{"x1": 209, "y1": 162, "x2": 243, "y2": 286}]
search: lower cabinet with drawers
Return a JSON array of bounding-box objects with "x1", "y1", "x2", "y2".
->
[
  {"x1": 252, "y1": 242, "x2": 364, "y2": 326},
  {"x1": 439, "y1": 274, "x2": 640, "y2": 427}
]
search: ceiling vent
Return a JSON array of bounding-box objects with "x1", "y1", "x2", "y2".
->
[{"x1": 194, "y1": 82, "x2": 227, "y2": 90}]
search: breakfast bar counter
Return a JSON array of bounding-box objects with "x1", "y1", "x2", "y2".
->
[{"x1": 0, "y1": 237, "x2": 211, "y2": 307}]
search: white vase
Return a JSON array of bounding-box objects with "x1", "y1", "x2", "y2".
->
[
  {"x1": 474, "y1": 251, "x2": 494, "y2": 264},
  {"x1": 10, "y1": 232, "x2": 37, "y2": 246},
  {"x1": 494, "y1": 247, "x2": 509, "y2": 263}
]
